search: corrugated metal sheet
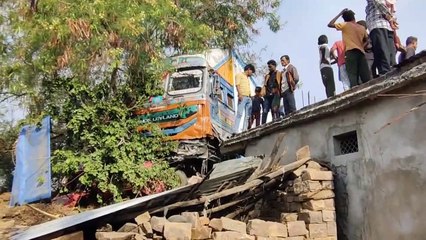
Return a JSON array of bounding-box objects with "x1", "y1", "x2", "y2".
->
[{"x1": 11, "y1": 186, "x2": 190, "y2": 240}]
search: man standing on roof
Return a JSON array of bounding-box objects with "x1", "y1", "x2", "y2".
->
[
  {"x1": 262, "y1": 60, "x2": 282, "y2": 124},
  {"x1": 357, "y1": 20, "x2": 376, "y2": 78},
  {"x1": 331, "y1": 40, "x2": 351, "y2": 90},
  {"x1": 318, "y1": 35, "x2": 336, "y2": 98},
  {"x1": 328, "y1": 9, "x2": 371, "y2": 88},
  {"x1": 399, "y1": 36, "x2": 418, "y2": 64},
  {"x1": 233, "y1": 64, "x2": 255, "y2": 134},
  {"x1": 280, "y1": 55, "x2": 297, "y2": 115},
  {"x1": 366, "y1": 0, "x2": 398, "y2": 75}
]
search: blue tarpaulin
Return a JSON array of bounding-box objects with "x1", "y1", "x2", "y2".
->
[{"x1": 10, "y1": 116, "x2": 51, "y2": 206}]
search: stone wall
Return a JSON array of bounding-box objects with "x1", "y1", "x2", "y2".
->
[{"x1": 252, "y1": 161, "x2": 338, "y2": 240}]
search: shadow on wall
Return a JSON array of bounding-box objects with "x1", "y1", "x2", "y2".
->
[
  {"x1": 332, "y1": 165, "x2": 349, "y2": 240},
  {"x1": 363, "y1": 162, "x2": 426, "y2": 240}
]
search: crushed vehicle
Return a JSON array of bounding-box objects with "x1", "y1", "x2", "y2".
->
[{"x1": 137, "y1": 49, "x2": 256, "y2": 182}]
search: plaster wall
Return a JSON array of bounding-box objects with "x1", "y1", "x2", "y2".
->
[{"x1": 244, "y1": 81, "x2": 426, "y2": 240}]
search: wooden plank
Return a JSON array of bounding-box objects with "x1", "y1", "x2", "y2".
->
[
  {"x1": 246, "y1": 133, "x2": 286, "y2": 182},
  {"x1": 151, "y1": 157, "x2": 311, "y2": 214}
]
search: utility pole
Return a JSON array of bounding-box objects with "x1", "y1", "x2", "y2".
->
[{"x1": 308, "y1": 91, "x2": 311, "y2": 105}]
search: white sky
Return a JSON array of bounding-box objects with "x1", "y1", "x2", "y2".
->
[
  {"x1": 251, "y1": 0, "x2": 425, "y2": 108},
  {"x1": 2, "y1": 0, "x2": 425, "y2": 122}
]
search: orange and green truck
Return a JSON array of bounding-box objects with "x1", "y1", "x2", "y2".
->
[{"x1": 137, "y1": 49, "x2": 257, "y2": 180}]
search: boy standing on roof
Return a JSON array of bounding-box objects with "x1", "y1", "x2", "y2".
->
[
  {"x1": 328, "y1": 9, "x2": 371, "y2": 88},
  {"x1": 331, "y1": 40, "x2": 350, "y2": 90},
  {"x1": 248, "y1": 87, "x2": 264, "y2": 129},
  {"x1": 318, "y1": 35, "x2": 336, "y2": 98}
]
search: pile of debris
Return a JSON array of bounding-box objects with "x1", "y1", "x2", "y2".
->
[
  {"x1": 89, "y1": 159, "x2": 337, "y2": 240},
  {"x1": 255, "y1": 161, "x2": 338, "y2": 240},
  {"x1": 13, "y1": 144, "x2": 338, "y2": 240},
  {"x1": 95, "y1": 211, "x2": 295, "y2": 240}
]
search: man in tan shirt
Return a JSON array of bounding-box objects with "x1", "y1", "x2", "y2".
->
[
  {"x1": 328, "y1": 9, "x2": 372, "y2": 88},
  {"x1": 233, "y1": 64, "x2": 255, "y2": 134}
]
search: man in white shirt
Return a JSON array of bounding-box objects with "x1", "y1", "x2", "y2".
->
[{"x1": 318, "y1": 35, "x2": 335, "y2": 98}]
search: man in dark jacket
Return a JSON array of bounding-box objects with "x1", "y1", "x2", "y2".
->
[
  {"x1": 280, "y1": 55, "x2": 297, "y2": 115},
  {"x1": 262, "y1": 60, "x2": 282, "y2": 124}
]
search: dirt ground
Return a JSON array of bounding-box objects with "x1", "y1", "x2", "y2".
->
[{"x1": 0, "y1": 192, "x2": 80, "y2": 239}]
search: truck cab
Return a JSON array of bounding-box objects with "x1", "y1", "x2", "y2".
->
[{"x1": 137, "y1": 49, "x2": 256, "y2": 178}]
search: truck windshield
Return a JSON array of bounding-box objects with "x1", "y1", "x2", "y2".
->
[{"x1": 167, "y1": 69, "x2": 203, "y2": 95}]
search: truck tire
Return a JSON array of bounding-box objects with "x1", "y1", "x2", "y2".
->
[{"x1": 175, "y1": 170, "x2": 188, "y2": 186}]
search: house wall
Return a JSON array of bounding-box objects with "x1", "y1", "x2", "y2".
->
[{"x1": 243, "y1": 80, "x2": 426, "y2": 240}]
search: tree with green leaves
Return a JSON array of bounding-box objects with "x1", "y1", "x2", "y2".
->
[
  {"x1": 0, "y1": 0, "x2": 281, "y2": 203},
  {"x1": 0, "y1": 108, "x2": 19, "y2": 192}
]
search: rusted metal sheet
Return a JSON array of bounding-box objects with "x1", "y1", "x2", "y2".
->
[{"x1": 209, "y1": 156, "x2": 261, "y2": 179}]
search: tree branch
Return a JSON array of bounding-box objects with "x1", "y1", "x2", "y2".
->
[{"x1": 0, "y1": 92, "x2": 27, "y2": 104}]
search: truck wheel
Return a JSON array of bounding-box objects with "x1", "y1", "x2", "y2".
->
[{"x1": 175, "y1": 170, "x2": 188, "y2": 186}]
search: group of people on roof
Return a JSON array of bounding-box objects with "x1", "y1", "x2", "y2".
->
[
  {"x1": 320, "y1": 0, "x2": 418, "y2": 98},
  {"x1": 232, "y1": 56, "x2": 299, "y2": 134},
  {"x1": 232, "y1": 0, "x2": 419, "y2": 134}
]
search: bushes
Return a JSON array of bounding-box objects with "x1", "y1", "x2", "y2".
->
[
  {"x1": 50, "y1": 79, "x2": 179, "y2": 203},
  {"x1": 0, "y1": 123, "x2": 19, "y2": 192}
]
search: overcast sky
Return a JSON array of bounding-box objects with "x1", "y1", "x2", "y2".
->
[{"x1": 250, "y1": 0, "x2": 425, "y2": 108}]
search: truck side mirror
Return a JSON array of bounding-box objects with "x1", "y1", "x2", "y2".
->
[{"x1": 210, "y1": 73, "x2": 220, "y2": 98}]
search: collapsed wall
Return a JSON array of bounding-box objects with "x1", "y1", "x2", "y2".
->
[
  {"x1": 254, "y1": 161, "x2": 337, "y2": 240},
  {"x1": 81, "y1": 160, "x2": 337, "y2": 240}
]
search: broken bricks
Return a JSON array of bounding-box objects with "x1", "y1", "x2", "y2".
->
[
  {"x1": 220, "y1": 217, "x2": 246, "y2": 234},
  {"x1": 150, "y1": 216, "x2": 168, "y2": 233},
  {"x1": 199, "y1": 216, "x2": 210, "y2": 226},
  {"x1": 191, "y1": 226, "x2": 212, "y2": 240},
  {"x1": 287, "y1": 221, "x2": 307, "y2": 237},
  {"x1": 301, "y1": 169, "x2": 333, "y2": 181},
  {"x1": 212, "y1": 231, "x2": 254, "y2": 240},
  {"x1": 280, "y1": 213, "x2": 298, "y2": 223},
  {"x1": 95, "y1": 232, "x2": 136, "y2": 240},
  {"x1": 140, "y1": 222, "x2": 154, "y2": 237},
  {"x1": 208, "y1": 218, "x2": 223, "y2": 231},
  {"x1": 298, "y1": 211, "x2": 323, "y2": 224},
  {"x1": 135, "y1": 212, "x2": 151, "y2": 225},
  {"x1": 118, "y1": 223, "x2": 138, "y2": 233},
  {"x1": 247, "y1": 219, "x2": 287, "y2": 237},
  {"x1": 181, "y1": 212, "x2": 201, "y2": 228},
  {"x1": 163, "y1": 222, "x2": 192, "y2": 240}
]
